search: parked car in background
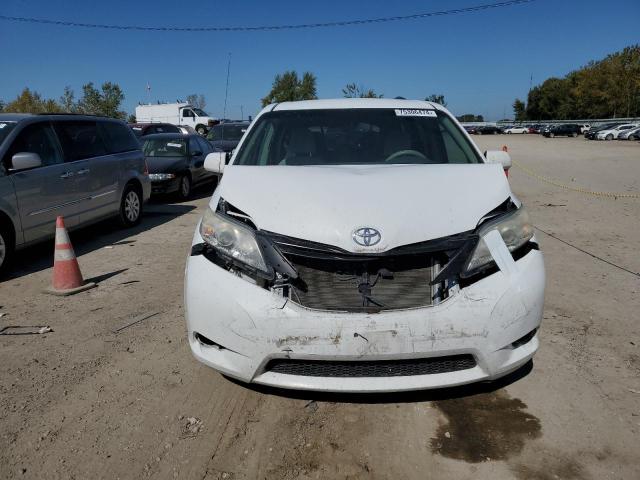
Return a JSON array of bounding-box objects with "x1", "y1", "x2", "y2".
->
[
  {"x1": 142, "y1": 133, "x2": 219, "y2": 200},
  {"x1": 596, "y1": 124, "x2": 639, "y2": 140},
  {"x1": 135, "y1": 103, "x2": 217, "y2": 135},
  {"x1": 206, "y1": 121, "x2": 250, "y2": 152},
  {"x1": 186, "y1": 98, "x2": 545, "y2": 392},
  {"x1": 176, "y1": 125, "x2": 198, "y2": 135},
  {"x1": 504, "y1": 126, "x2": 528, "y2": 134},
  {"x1": 580, "y1": 124, "x2": 591, "y2": 133},
  {"x1": 585, "y1": 123, "x2": 623, "y2": 139},
  {"x1": 129, "y1": 123, "x2": 181, "y2": 140},
  {"x1": 617, "y1": 126, "x2": 640, "y2": 140},
  {"x1": 542, "y1": 124, "x2": 581, "y2": 138},
  {"x1": 0, "y1": 114, "x2": 150, "y2": 274},
  {"x1": 463, "y1": 125, "x2": 478, "y2": 134},
  {"x1": 528, "y1": 124, "x2": 543, "y2": 134},
  {"x1": 476, "y1": 125, "x2": 503, "y2": 135}
]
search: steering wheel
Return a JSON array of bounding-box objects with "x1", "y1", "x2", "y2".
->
[{"x1": 384, "y1": 149, "x2": 428, "y2": 163}]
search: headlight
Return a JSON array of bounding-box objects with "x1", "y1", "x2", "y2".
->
[
  {"x1": 463, "y1": 207, "x2": 534, "y2": 275},
  {"x1": 199, "y1": 207, "x2": 267, "y2": 273},
  {"x1": 148, "y1": 173, "x2": 176, "y2": 181}
]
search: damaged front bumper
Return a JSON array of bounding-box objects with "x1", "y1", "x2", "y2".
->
[{"x1": 184, "y1": 229, "x2": 545, "y2": 393}]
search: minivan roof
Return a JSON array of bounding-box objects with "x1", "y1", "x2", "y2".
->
[
  {"x1": 270, "y1": 98, "x2": 442, "y2": 112},
  {"x1": 0, "y1": 113, "x2": 124, "y2": 123}
]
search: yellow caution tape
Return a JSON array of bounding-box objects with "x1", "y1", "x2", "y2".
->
[{"x1": 511, "y1": 159, "x2": 640, "y2": 199}]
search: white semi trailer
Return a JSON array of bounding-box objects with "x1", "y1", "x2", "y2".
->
[{"x1": 135, "y1": 103, "x2": 217, "y2": 134}]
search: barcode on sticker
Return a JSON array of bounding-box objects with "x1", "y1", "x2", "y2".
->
[{"x1": 394, "y1": 109, "x2": 437, "y2": 117}]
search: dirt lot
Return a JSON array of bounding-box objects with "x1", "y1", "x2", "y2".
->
[{"x1": 1, "y1": 135, "x2": 639, "y2": 479}]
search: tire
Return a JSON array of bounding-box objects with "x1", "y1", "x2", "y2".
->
[
  {"x1": 177, "y1": 174, "x2": 192, "y2": 201},
  {"x1": 0, "y1": 221, "x2": 14, "y2": 276},
  {"x1": 549, "y1": 132, "x2": 554, "y2": 138},
  {"x1": 477, "y1": 130, "x2": 483, "y2": 135},
  {"x1": 571, "y1": 132, "x2": 578, "y2": 138},
  {"x1": 118, "y1": 184, "x2": 143, "y2": 227},
  {"x1": 606, "y1": 134, "x2": 613, "y2": 141},
  {"x1": 507, "y1": 131, "x2": 512, "y2": 134},
  {"x1": 196, "y1": 125, "x2": 207, "y2": 135}
]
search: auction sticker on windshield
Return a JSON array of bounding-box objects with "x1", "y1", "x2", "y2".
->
[{"x1": 394, "y1": 109, "x2": 437, "y2": 117}]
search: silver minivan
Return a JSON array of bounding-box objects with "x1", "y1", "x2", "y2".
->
[{"x1": 0, "y1": 114, "x2": 151, "y2": 274}]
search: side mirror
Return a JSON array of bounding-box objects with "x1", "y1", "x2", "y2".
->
[
  {"x1": 11, "y1": 152, "x2": 43, "y2": 171},
  {"x1": 484, "y1": 150, "x2": 512, "y2": 176},
  {"x1": 204, "y1": 151, "x2": 226, "y2": 174}
]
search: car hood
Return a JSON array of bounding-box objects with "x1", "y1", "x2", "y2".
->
[
  {"x1": 212, "y1": 164, "x2": 513, "y2": 252},
  {"x1": 145, "y1": 156, "x2": 188, "y2": 173}
]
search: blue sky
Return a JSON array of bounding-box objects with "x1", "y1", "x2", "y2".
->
[{"x1": 1, "y1": 0, "x2": 638, "y2": 121}]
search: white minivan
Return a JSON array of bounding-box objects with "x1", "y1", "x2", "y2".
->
[{"x1": 185, "y1": 99, "x2": 545, "y2": 392}]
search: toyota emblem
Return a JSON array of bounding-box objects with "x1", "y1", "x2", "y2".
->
[{"x1": 352, "y1": 227, "x2": 382, "y2": 247}]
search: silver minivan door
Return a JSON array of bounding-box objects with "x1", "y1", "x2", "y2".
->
[
  {"x1": 54, "y1": 121, "x2": 118, "y2": 223},
  {"x1": 6, "y1": 121, "x2": 80, "y2": 243}
]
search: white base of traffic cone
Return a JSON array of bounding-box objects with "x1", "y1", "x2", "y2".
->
[{"x1": 43, "y1": 281, "x2": 97, "y2": 297}]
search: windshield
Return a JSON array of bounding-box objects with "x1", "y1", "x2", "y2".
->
[
  {"x1": 142, "y1": 138, "x2": 187, "y2": 157},
  {"x1": 192, "y1": 108, "x2": 208, "y2": 117},
  {"x1": 0, "y1": 122, "x2": 17, "y2": 146},
  {"x1": 207, "y1": 125, "x2": 247, "y2": 142},
  {"x1": 234, "y1": 109, "x2": 482, "y2": 166}
]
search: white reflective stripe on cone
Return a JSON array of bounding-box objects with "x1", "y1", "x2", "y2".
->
[
  {"x1": 55, "y1": 227, "x2": 71, "y2": 246},
  {"x1": 54, "y1": 248, "x2": 76, "y2": 262}
]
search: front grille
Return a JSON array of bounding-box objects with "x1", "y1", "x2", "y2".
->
[
  {"x1": 291, "y1": 263, "x2": 433, "y2": 311},
  {"x1": 266, "y1": 355, "x2": 477, "y2": 377}
]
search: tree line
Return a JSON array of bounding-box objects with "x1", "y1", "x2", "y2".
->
[
  {"x1": 0, "y1": 83, "x2": 127, "y2": 119},
  {"x1": 513, "y1": 45, "x2": 640, "y2": 121}
]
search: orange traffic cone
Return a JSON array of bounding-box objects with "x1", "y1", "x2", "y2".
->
[{"x1": 44, "y1": 216, "x2": 96, "y2": 296}]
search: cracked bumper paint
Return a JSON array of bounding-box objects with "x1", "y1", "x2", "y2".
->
[{"x1": 184, "y1": 231, "x2": 545, "y2": 393}]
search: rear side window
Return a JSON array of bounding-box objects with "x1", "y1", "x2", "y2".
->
[
  {"x1": 98, "y1": 121, "x2": 141, "y2": 153},
  {"x1": 53, "y1": 121, "x2": 107, "y2": 161}
]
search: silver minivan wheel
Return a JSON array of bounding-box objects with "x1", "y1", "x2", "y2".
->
[
  {"x1": 124, "y1": 191, "x2": 141, "y2": 222},
  {"x1": 0, "y1": 233, "x2": 6, "y2": 268},
  {"x1": 0, "y1": 223, "x2": 13, "y2": 275},
  {"x1": 119, "y1": 185, "x2": 143, "y2": 227}
]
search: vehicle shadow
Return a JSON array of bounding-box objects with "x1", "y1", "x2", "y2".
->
[
  {"x1": 224, "y1": 360, "x2": 534, "y2": 404},
  {"x1": 3, "y1": 202, "x2": 198, "y2": 281}
]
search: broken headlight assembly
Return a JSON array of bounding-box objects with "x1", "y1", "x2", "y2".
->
[
  {"x1": 463, "y1": 207, "x2": 534, "y2": 276},
  {"x1": 199, "y1": 206, "x2": 269, "y2": 275}
]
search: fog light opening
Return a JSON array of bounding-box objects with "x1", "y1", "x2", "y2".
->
[
  {"x1": 511, "y1": 329, "x2": 537, "y2": 349},
  {"x1": 194, "y1": 332, "x2": 226, "y2": 350}
]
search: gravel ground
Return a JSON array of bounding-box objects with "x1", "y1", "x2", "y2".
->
[{"x1": 1, "y1": 135, "x2": 639, "y2": 479}]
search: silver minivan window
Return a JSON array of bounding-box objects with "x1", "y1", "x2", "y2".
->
[{"x1": 234, "y1": 109, "x2": 482, "y2": 166}]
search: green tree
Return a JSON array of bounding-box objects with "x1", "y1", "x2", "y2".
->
[
  {"x1": 78, "y1": 82, "x2": 126, "y2": 119},
  {"x1": 342, "y1": 83, "x2": 383, "y2": 98},
  {"x1": 525, "y1": 44, "x2": 640, "y2": 119},
  {"x1": 457, "y1": 114, "x2": 484, "y2": 122},
  {"x1": 425, "y1": 94, "x2": 447, "y2": 107},
  {"x1": 186, "y1": 94, "x2": 206, "y2": 110},
  {"x1": 59, "y1": 86, "x2": 76, "y2": 113},
  {"x1": 3, "y1": 88, "x2": 61, "y2": 113},
  {"x1": 513, "y1": 99, "x2": 526, "y2": 121},
  {"x1": 127, "y1": 114, "x2": 136, "y2": 123},
  {"x1": 261, "y1": 71, "x2": 318, "y2": 106}
]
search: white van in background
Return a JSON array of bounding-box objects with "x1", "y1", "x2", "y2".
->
[{"x1": 135, "y1": 103, "x2": 217, "y2": 135}]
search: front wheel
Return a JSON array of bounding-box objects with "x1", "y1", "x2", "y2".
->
[
  {"x1": 606, "y1": 134, "x2": 613, "y2": 141},
  {"x1": 119, "y1": 184, "x2": 143, "y2": 227},
  {"x1": 571, "y1": 132, "x2": 578, "y2": 138},
  {"x1": 196, "y1": 125, "x2": 207, "y2": 135},
  {"x1": 549, "y1": 132, "x2": 555, "y2": 138},
  {"x1": 0, "y1": 222, "x2": 14, "y2": 276},
  {"x1": 177, "y1": 174, "x2": 192, "y2": 201}
]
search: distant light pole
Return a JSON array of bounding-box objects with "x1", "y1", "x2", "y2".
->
[{"x1": 223, "y1": 53, "x2": 231, "y2": 121}]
